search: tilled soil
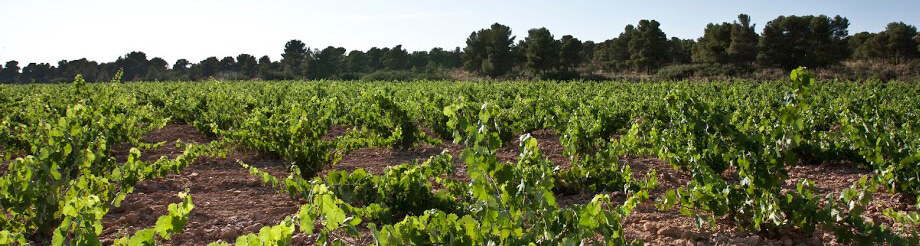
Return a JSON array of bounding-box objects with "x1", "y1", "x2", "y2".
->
[
  {"x1": 623, "y1": 159, "x2": 918, "y2": 246},
  {"x1": 784, "y1": 164, "x2": 918, "y2": 234},
  {"x1": 621, "y1": 157, "x2": 795, "y2": 246},
  {"x1": 327, "y1": 144, "x2": 459, "y2": 176},
  {"x1": 98, "y1": 125, "x2": 917, "y2": 246},
  {"x1": 100, "y1": 125, "x2": 306, "y2": 245},
  {"x1": 327, "y1": 128, "x2": 568, "y2": 182},
  {"x1": 495, "y1": 129, "x2": 570, "y2": 166}
]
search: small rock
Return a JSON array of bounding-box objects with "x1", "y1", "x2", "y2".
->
[
  {"x1": 123, "y1": 213, "x2": 139, "y2": 224},
  {"x1": 743, "y1": 236, "x2": 760, "y2": 245},
  {"x1": 682, "y1": 230, "x2": 707, "y2": 241},
  {"x1": 243, "y1": 224, "x2": 261, "y2": 233},
  {"x1": 143, "y1": 207, "x2": 155, "y2": 217},
  {"x1": 204, "y1": 228, "x2": 218, "y2": 237},
  {"x1": 782, "y1": 237, "x2": 793, "y2": 246},
  {"x1": 661, "y1": 172, "x2": 672, "y2": 181},
  {"x1": 657, "y1": 227, "x2": 678, "y2": 237},
  {"x1": 221, "y1": 228, "x2": 240, "y2": 238},
  {"x1": 642, "y1": 222, "x2": 657, "y2": 232},
  {"x1": 121, "y1": 201, "x2": 138, "y2": 210},
  {"x1": 809, "y1": 235, "x2": 822, "y2": 245},
  {"x1": 695, "y1": 231, "x2": 709, "y2": 239}
]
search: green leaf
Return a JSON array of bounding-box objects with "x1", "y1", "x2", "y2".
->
[
  {"x1": 321, "y1": 194, "x2": 346, "y2": 230},
  {"x1": 62, "y1": 204, "x2": 78, "y2": 217},
  {"x1": 299, "y1": 205, "x2": 316, "y2": 233},
  {"x1": 128, "y1": 229, "x2": 156, "y2": 246},
  {"x1": 155, "y1": 216, "x2": 175, "y2": 239}
]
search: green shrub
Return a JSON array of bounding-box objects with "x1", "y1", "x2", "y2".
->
[
  {"x1": 360, "y1": 70, "x2": 450, "y2": 81},
  {"x1": 655, "y1": 63, "x2": 747, "y2": 80}
]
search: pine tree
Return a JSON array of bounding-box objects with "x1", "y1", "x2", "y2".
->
[
  {"x1": 693, "y1": 23, "x2": 732, "y2": 64},
  {"x1": 559, "y1": 35, "x2": 584, "y2": 72},
  {"x1": 629, "y1": 20, "x2": 669, "y2": 73},
  {"x1": 885, "y1": 22, "x2": 920, "y2": 63},
  {"x1": 281, "y1": 39, "x2": 309, "y2": 79},
  {"x1": 524, "y1": 27, "x2": 560, "y2": 75},
  {"x1": 462, "y1": 23, "x2": 515, "y2": 77},
  {"x1": 728, "y1": 14, "x2": 759, "y2": 65}
]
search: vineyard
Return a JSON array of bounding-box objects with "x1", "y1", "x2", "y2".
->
[{"x1": 1, "y1": 68, "x2": 919, "y2": 245}]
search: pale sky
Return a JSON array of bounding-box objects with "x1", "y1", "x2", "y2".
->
[{"x1": 1, "y1": 0, "x2": 918, "y2": 65}]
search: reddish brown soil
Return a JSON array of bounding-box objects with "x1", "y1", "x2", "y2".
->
[
  {"x1": 326, "y1": 128, "x2": 568, "y2": 182},
  {"x1": 327, "y1": 144, "x2": 460, "y2": 176},
  {"x1": 98, "y1": 125, "x2": 918, "y2": 246},
  {"x1": 495, "y1": 129, "x2": 570, "y2": 166},
  {"x1": 784, "y1": 164, "x2": 918, "y2": 233},
  {"x1": 621, "y1": 159, "x2": 917, "y2": 246},
  {"x1": 322, "y1": 124, "x2": 352, "y2": 141},
  {"x1": 100, "y1": 124, "x2": 306, "y2": 245},
  {"x1": 621, "y1": 157, "x2": 792, "y2": 246},
  {"x1": 108, "y1": 123, "x2": 211, "y2": 164}
]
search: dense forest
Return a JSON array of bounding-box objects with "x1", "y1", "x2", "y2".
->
[{"x1": 1, "y1": 14, "x2": 919, "y2": 83}]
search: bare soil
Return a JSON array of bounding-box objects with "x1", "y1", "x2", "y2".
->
[
  {"x1": 100, "y1": 124, "x2": 306, "y2": 245},
  {"x1": 98, "y1": 125, "x2": 917, "y2": 246},
  {"x1": 495, "y1": 129, "x2": 570, "y2": 166},
  {"x1": 622, "y1": 159, "x2": 917, "y2": 246},
  {"x1": 327, "y1": 144, "x2": 459, "y2": 176}
]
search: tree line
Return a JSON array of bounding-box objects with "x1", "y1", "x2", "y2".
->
[{"x1": 1, "y1": 14, "x2": 919, "y2": 83}]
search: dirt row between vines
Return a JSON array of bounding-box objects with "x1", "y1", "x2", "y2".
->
[
  {"x1": 98, "y1": 124, "x2": 917, "y2": 245},
  {"x1": 99, "y1": 125, "x2": 305, "y2": 245}
]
